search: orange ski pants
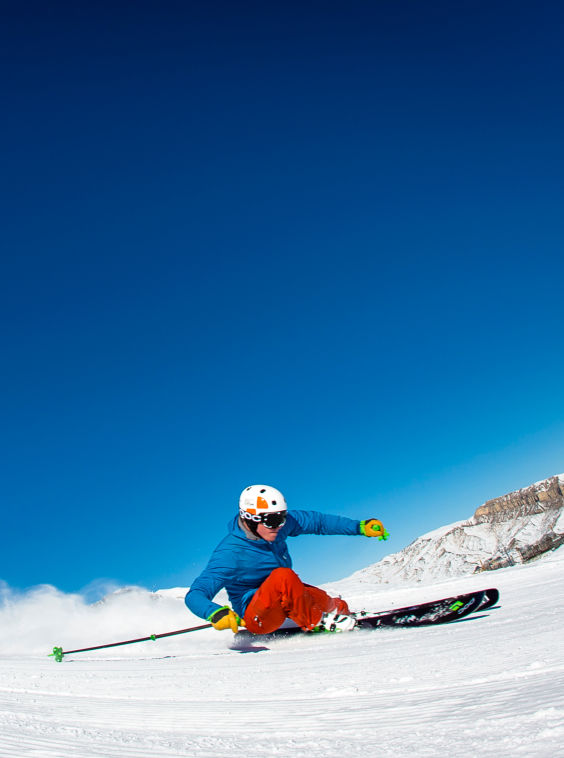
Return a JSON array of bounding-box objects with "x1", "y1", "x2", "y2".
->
[{"x1": 243, "y1": 567, "x2": 350, "y2": 634}]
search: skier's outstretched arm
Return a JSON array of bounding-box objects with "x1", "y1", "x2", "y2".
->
[{"x1": 287, "y1": 510, "x2": 389, "y2": 539}]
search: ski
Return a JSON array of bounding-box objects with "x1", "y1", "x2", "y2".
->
[
  {"x1": 353, "y1": 588, "x2": 487, "y2": 629},
  {"x1": 234, "y1": 588, "x2": 498, "y2": 642}
]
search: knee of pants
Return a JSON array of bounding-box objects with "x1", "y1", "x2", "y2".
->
[{"x1": 269, "y1": 567, "x2": 298, "y2": 582}]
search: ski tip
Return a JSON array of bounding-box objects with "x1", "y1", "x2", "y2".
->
[{"x1": 478, "y1": 588, "x2": 500, "y2": 610}]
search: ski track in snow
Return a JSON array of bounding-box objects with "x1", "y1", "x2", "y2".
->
[{"x1": 1, "y1": 550, "x2": 564, "y2": 757}]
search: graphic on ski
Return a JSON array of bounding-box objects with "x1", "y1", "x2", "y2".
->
[{"x1": 234, "y1": 589, "x2": 497, "y2": 642}]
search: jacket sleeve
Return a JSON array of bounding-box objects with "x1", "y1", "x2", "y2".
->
[
  {"x1": 184, "y1": 543, "x2": 237, "y2": 621},
  {"x1": 286, "y1": 510, "x2": 360, "y2": 537}
]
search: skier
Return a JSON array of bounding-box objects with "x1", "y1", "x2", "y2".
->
[{"x1": 184, "y1": 484, "x2": 389, "y2": 635}]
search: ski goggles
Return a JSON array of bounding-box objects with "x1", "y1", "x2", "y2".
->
[
  {"x1": 241, "y1": 509, "x2": 287, "y2": 529},
  {"x1": 261, "y1": 511, "x2": 287, "y2": 529}
]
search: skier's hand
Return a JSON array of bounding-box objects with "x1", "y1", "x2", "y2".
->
[
  {"x1": 360, "y1": 519, "x2": 389, "y2": 540},
  {"x1": 208, "y1": 606, "x2": 244, "y2": 632}
]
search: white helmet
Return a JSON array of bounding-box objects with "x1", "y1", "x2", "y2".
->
[{"x1": 239, "y1": 484, "x2": 287, "y2": 530}]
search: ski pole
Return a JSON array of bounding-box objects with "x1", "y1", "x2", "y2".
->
[{"x1": 49, "y1": 622, "x2": 212, "y2": 662}]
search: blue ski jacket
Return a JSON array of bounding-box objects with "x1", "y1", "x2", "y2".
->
[{"x1": 184, "y1": 510, "x2": 361, "y2": 621}]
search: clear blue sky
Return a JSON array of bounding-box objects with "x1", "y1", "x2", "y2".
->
[{"x1": 2, "y1": 1, "x2": 563, "y2": 596}]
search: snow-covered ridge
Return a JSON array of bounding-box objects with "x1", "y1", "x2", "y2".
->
[{"x1": 345, "y1": 473, "x2": 564, "y2": 587}]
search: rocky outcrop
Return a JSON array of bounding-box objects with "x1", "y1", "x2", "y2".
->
[
  {"x1": 472, "y1": 475, "x2": 564, "y2": 572},
  {"x1": 474, "y1": 476, "x2": 564, "y2": 523},
  {"x1": 517, "y1": 531, "x2": 564, "y2": 562},
  {"x1": 476, "y1": 530, "x2": 564, "y2": 572}
]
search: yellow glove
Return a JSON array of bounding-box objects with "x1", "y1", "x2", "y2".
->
[
  {"x1": 208, "y1": 606, "x2": 244, "y2": 632},
  {"x1": 360, "y1": 519, "x2": 389, "y2": 540}
]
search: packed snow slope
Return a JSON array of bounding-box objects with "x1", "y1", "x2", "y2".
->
[{"x1": 1, "y1": 548, "x2": 564, "y2": 757}]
